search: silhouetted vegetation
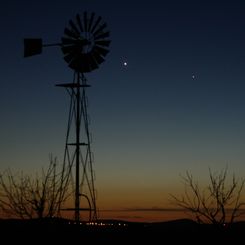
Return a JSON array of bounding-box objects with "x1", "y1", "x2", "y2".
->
[
  {"x1": 171, "y1": 167, "x2": 245, "y2": 226},
  {"x1": 0, "y1": 156, "x2": 70, "y2": 219},
  {"x1": 1, "y1": 161, "x2": 244, "y2": 244}
]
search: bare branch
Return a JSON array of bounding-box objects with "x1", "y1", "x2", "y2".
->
[
  {"x1": 0, "y1": 156, "x2": 70, "y2": 219},
  {"x1": 171, "y1": 167, "x2": 245, "y2": 225}
]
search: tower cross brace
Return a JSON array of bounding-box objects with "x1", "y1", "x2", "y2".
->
[{"x1": 56, "y1": 72, "x2": 97, "y2": 222}]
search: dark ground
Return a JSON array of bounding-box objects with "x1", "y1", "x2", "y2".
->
[{"x1": 0, "y1": 218, "x2": 244, "y2": 244}]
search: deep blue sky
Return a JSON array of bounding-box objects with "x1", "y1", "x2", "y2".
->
[{"x1": 1, "y1": 0, "x2": 245, "y2": 220}]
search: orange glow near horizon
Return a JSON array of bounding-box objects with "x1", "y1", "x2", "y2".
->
[
  {"x1": 59, "y1": 208, "x2": 189, "y2": 223},
  {"x1": 97, "y1": 209, "x2": 189, "y2": 223}
]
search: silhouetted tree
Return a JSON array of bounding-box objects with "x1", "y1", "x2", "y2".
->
[
  {"x1": 0, "y1": 156, "x2": 70, "y2": 219},
  {"x1": 171, "y1": 167, "x2": 245, "y2": 226}
]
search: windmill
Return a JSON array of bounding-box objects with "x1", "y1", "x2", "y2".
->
[{"x1": 24, "y1": 12, "x2": 110, "y2": 222}]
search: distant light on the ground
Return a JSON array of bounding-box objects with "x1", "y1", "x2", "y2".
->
[{"x1": 68, "y1": 220, "x2": 128, "y2": 227}]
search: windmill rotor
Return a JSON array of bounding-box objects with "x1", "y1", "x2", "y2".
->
[
  {"x1": 61, "y1": 11, "x2": 110, "y2": 73},
  {"x1": 24, "y1": 11, "x2": 111, "y2": 73}
]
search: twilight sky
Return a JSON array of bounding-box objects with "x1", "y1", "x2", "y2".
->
[{"x1": 1, "y1": 0, "x2": 245, "y2": 221}]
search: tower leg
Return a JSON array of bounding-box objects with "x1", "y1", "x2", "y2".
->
[{"x1": 56, "y1": 72, "x2": 97, "y2": 222}]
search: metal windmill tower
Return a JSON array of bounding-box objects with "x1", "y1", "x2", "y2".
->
[{"x1": 24, "y1": 12, "x2": 110, "y2": 222}]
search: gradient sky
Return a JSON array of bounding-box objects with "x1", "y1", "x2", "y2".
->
[{"x1": 1, "y1": 0, "x2": 245, "y2": 222}]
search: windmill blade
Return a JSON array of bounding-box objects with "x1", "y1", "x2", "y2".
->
[
  {"x1": 80, "y1": 56, "x2": 90, "y2": 72},
  {"x1": 61, "y1": 45, "x2": 77, "y2": 55},
  {"x1": 89, "y1": 55, "x2": 99, "y2": 70},
  {"x1": 95, "y1": 40, "x2": 111, "y2": 47},
  {"x1": 90, "y1": 16, "x2": 102, "y2": 34},
  {"x1": 93, "y1": 23, "x2": 107, "y2": 36},
  {"x1": 69, "y1": 54, "x2": 90, "y2": 73},
  {"x1": 73, "y1": 53, "x2": 98, "y2": 73},
  {"x1": 61, "y1": 37, "x2": 77, "y2": 45},
  {"x1": 69, "y1": 20, "x2": 80, "y2": 35},
  {"x1": 93, "y1": 45, "x2": 109, "y2": 57},
  {"x1": 81, "y1": 59, "x2": 91, "y2": 72},
  {"x1": 62, "y1": 38, "x2": 89, "y2": 47},
  {"x1": 63, "y1": 44, "x2": 81, "y2": 64},
  {"x1": 68, "y1": 56, "x2": 80, "y2": 71},
  {"x1": 88, "y1": 12, "x2": 95, "y2": 32},
  {"x1": 86, "y1": 54, "x2": 99, "y2": 71},
  {"x1": 83, "y1": 11, "x2": 88, "y2": 32},
  {"x1": 94, "y1": 31, "x2": 110, "y2": 40},
  {"x1": 68, "y1": 52, "x2": 82, "y2": 66},
  {"x1": 91, "y1": 51, "x2": 105, "y2": 64},
  {"x1": 76, "y1": 14, "x2": 84, "y2": 32},
  {"x1": 64, "y1": 27, "x2": 78, "y2": 39},
  {"x1": 64, "y1": 52, "x2": 77, "y2": 64}
]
